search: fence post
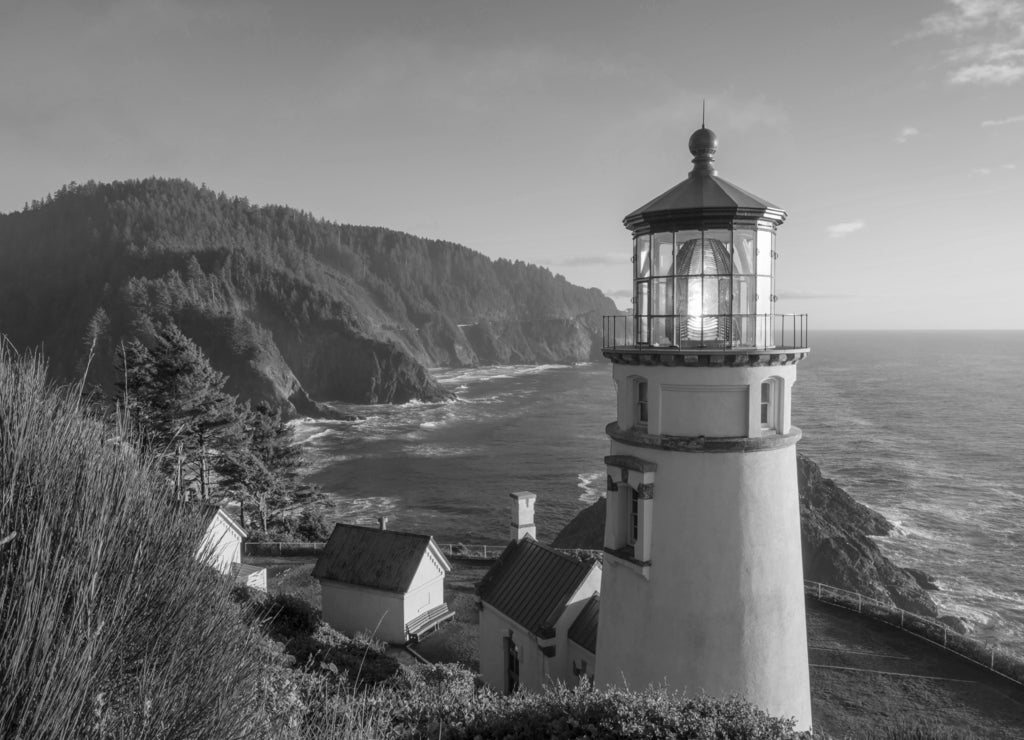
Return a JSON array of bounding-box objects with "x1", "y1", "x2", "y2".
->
[
  {"x1": 943, "y1": 627, "x2": 947, "y2": 647},
  {"x1": 817, "y1": 583, "x2": 821, "y2": 599},
  {"x1": 900, "y1": 610, "x2": 904, "y2": 628},
  {"x1": 992, "y1": 648, "x2": 996, "y2": 670},
  {"x1": 857, "y1": 594, "x2": 862, "y2": 613}
]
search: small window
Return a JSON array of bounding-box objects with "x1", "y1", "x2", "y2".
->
[
  {"x1": 628, "y1": 487, "x2": 640, "y2": 545},
  {"x1": 635, "y1": 380, "x2": 649, "y2": 427},
  {"x1": 760, "y1": 379, "x2": 779, "y2": 431},
  {"x1": 760, "y1": 381, "x2": 770, "y2": 425}
]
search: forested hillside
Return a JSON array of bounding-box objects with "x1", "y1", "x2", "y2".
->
[{"x1": 0, "y1": 179, "x2": 616, "y2": 414}]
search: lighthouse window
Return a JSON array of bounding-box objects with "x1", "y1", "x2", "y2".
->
[
  {"x1": 760, "y1": 379, "x2": 779, "y2": 431},
  {"x1": 628, "y1": 487, "x2": 640, "y2": 545},
  {"x1": 635, "y1": 380, "x2": 649, "y2": 427}
]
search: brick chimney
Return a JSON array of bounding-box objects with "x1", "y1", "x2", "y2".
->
[{"x1": 509, "y1": 491, "x2": 536, "y2": 543}]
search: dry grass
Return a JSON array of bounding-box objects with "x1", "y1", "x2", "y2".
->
[{"x1": 0, "y1": 347, "x2": 272, "y2": 738}]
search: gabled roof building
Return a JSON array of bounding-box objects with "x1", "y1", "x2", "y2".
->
[
  {"x1": 477, "y1": 512, "x2": 601, "y2": 693},
  {"x1": 313, "y1": 522, "x2": 454, "y2": 644}
]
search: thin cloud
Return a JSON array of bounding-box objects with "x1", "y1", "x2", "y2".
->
[
  {"x1": 971, "y1": 163, "x2": 1017, "y2": 174},
  {"x1": 916, "y1": 0, "x2": 1024, "y2": 86},
  {"x1": 896, "y1": 126, "x2": 920, "y2": 143},
  {"x1": 953, "y1": 63, "x2": 1024, "y2": 83},
  {"x1": 826, "y1": 221, "x2": 866, "y2": 238},
  {"x1": 982, "y1": 113, "x2": 1024, "y2": 125}
]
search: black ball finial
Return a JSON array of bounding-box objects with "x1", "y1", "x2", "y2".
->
[
  {"x1": 688, "y1": 127, "x2": 718, "y2": 175},
  {"x1": 689, "y1": 127, "x2": 718, "y2": 158}
]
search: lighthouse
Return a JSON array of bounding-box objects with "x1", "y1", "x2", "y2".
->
[{"x1": 593, "y1": 126, "x2": 812, "y2": 729}]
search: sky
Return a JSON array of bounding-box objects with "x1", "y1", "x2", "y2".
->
[{"x1": 1, "y1": 0, "x2": 1022, "y2": 330}]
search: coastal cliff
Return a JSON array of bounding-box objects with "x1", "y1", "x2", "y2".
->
[
  {"x1": 551, "y1": 453, "x2": 943, "y2": 619},
  {"x1": 0, "y1": 179, "x2": 617, "y2": 416}
]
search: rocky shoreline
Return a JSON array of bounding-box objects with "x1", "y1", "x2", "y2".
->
[{"x1": 551, "y1": 453, "x2": 966, "y2": 632}]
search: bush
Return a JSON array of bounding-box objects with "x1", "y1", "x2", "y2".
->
[
  {"x1": 267, "y1": 592, "x2": 322, "y2": 638},
  {"x1": 375, "y1": 675, "x2": 802, "y2": 740}
]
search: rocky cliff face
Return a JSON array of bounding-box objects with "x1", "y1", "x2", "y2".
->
[{"x1": 551, "y1": 453, "x2": 942, "y2": 619}]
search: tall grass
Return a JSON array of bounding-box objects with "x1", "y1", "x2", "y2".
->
[{"x1": 0, "y1": 346, "x2": 271, "y2": 738}]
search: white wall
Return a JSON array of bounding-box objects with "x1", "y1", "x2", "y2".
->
[
  {"x1": 566, "y1": 641, "x2": 595, "y2": 685},
  {"x1": 596, "y1": 443, "x2": 811, "y2": 729},
  {"x1": 320, "y1": 580, "x2": 406, "y2": 644},
  {"x1": 599, "y1": 361, "x2": 811, "y2": 730},
  {"x1": 479, "y1": 605, "x2": 546, "y2": 693},
  {"x1": 616, "y1": 364, "x2": 797, "y2": 439},
  {"x1": 196, "y1": 513, "x2": 241, "y2": 575}
]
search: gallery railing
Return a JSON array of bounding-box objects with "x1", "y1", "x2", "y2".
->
[{"x1": 602, "y1": 313, "x2": 808, "y2": 352}]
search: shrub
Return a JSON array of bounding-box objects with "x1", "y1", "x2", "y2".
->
[{"x1": 267, "y1": 592, "x2": 322, "y2": 638}]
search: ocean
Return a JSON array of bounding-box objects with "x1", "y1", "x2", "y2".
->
[{"x1": 294, "y1": 331, "x2": 1024, "y2": 655}]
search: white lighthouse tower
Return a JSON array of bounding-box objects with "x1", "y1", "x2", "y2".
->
[{"x1": 594, "y1": 126, "x2": 812, "y2": 729}]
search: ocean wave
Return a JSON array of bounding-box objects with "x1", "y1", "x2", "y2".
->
[
  {"x1": 576, "y1": 471, "x2": 604, "y2": 504},
  {"x1": 402, "y1": 444, "x2": 477, "y2": 459},
  {"x1": 297, "y1": 428, "x2": 344, "y2": 444},
  {"x1": 434, "y1": 364, "x2": 572, "y2": 387}
]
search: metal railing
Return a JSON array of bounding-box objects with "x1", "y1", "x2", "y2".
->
[
  {"x1": 436, "y1": 543, "x2": 602, "y2": 561},
  {"x1": 805, "y1": 580, "x2": 1024, "y2": 687},
  {"x1": 603, "y1": 313, "x2": 808, "y2": 352}
]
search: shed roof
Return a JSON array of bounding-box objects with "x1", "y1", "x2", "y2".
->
[
  {"x1": 568, "y1": 593, "x2": 600, "y2": 654},
  {"x1": 477, "y1": 537, "x2": 595, "y2": 637},
  {"x1": 199, "y1": 504, "x2": 247, "y2": 539},
  {"x1": 312, "y1": 524, "x2": 451, "y2": 593}
]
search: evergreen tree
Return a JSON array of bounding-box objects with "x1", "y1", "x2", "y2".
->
[
  {"x1": 217, "y1": 402, "x2": 322, "y2": 533},
  {"x1": 117, "y1": 324, "x2": 245, "y2": 499}
]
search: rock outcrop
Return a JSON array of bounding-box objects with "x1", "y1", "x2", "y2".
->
[{"x1": 551, "y1": 453, "x2": 941, "y2": 619}]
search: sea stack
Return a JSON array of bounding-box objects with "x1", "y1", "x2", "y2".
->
[{"x1": 595, "y1": 125, "x2": 812, "y2": 729}]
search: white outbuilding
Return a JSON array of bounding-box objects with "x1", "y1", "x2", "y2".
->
[
  {"x1": 196, "y1": 505, "x2": 267, "y2": 591},
  {"x1": 313, "y1": 523, "x2": 454, "y2": 644}
]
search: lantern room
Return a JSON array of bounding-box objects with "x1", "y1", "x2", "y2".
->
[{"x1": 607, "y1": 126, "x2": 804, "y2": 351}]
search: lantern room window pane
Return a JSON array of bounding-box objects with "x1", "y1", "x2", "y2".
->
[
  {"x1": 651, "y1": 278, "x2": 673, "y2": 315},
  {"x1": 636, "y1": 281, "x2": 650, "y2": 344},
  {"x1": 733, "y1": 229, "x2": 756, "y2": 275},
  {"x1": 650, "y1": 278, "x2": 674, "y2": 346},
  {"x1": 652, "y1": 233, "x2": 674, "y2": 276},
  {"x1": 674, "y1": 230, "x2": 701, "y2": 274},
  {"x1": 636, "y1": 235, "x2": 651, "y2": 279},
  {"x1": 756, "y1": 230, "x2": 774, "y2": 276},
  {"x1": 756, "y1": 276, "x2": 773, "y2": 314},
  {"x1": 703, "y1": 276, "x2": 725, "y2": 316},
  {"x1": 703, "y1": 229, "x2": 732, "y2": 272},
  {"x1": 732, "y1": 276, "x2": 755, "y2": 315}
]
